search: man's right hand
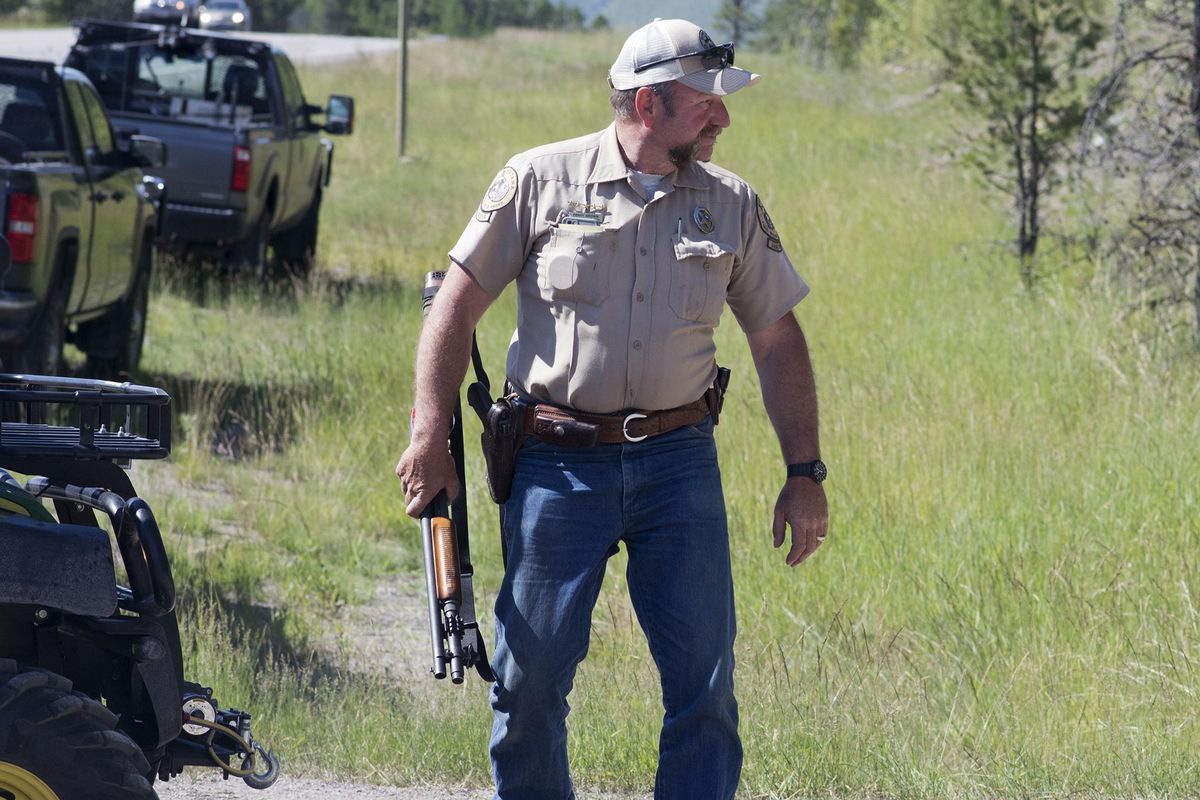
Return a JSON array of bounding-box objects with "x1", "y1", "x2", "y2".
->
[{"x1": 396, "y1": 442, "x2": 460, "y2": 518}]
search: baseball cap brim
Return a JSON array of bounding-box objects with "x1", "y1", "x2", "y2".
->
[{"x1": 677, "y1": 66, "x2": 761, "y2": 96}]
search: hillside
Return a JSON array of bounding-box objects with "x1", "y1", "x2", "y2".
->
[{"x1": 575, "y1": 0, "x2": 722, "y2": 32}]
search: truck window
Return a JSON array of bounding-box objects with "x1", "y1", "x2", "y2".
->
[
  {"x1": 77, "y1": 83, "x2": 116, "y2": 157},
  {"x1": 136, "y1": 49, "x2": 270, "y2": 122},
  {"x1": 75, "y1": 41, "x2": 271, "y2": 124},
  {"x1": 0, "y1": 76, "x2": 65, "y2": 158},
  {"x1": 64, "y1": 81, "x2": 97, "y2": 159},
  {"x1": 272, "y1": 55, "x2": 304, "y2": 120}
]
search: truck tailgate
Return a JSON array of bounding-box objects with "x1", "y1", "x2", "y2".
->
[{"x1": 112, "y1": 115, "x2": 240, "y2": 208}]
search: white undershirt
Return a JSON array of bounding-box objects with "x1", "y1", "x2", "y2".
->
[{"x1": 630, "y1": 169, "x2": 668, "y2": 199}]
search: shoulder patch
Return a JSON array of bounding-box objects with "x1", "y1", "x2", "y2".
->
[
  {"x1": 480, "y1": 166, "x2": 519, "y2": 213},
  {"x1": 756, "y1": 195, "x2": 783, "y2": 253}
]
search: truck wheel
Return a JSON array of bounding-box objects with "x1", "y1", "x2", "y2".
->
[
  {"x1": 230, "y1": 213, "x2": 270, "y2": 278},
  {"x1": 83, "y1": 242, "x2": 152, "y2": 379},
  {"x1": 1, "y1": 274, "x2": 67, "y2": 375},
  {"x1": 270, "y1": 191, "x2": 320, "y2": 281},
  {"x1": 0, "y1": 661, "x2": 157, "y2": 800}
]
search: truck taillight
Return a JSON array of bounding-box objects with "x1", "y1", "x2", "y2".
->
[
  {"x1": 231, "y1": 145, "x2": 251, "y2": 193},
  {"x1": 5, "y1": 192, "x2": 37, "y2": 264}
]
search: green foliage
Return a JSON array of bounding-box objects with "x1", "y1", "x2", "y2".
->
[
  {"x1": 1079, "y1": 0, "x2": 1200, "y2": 341},
  {"x1": 932, "y1": 0, "x2": 1105, "y2": 279},
  {"x1": 714, "y1": 0, "x2": 760, "y2": 46},
  {"x1": 253, "y1": 0, "x2": 304, "y2": 31},
  {"x1": 39, "y1": 0, "x2": 129, "y2": 22},
  {"x1": 310, "y1": 0, "x2": 587, "y2": 37},
  {"x1": 759, "y1": 0, "x2": 883, "y2": 68}
]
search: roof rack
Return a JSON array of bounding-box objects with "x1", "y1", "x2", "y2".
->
[{"x1": 0, "y1": 374, "x2": 171, "y2": 461}]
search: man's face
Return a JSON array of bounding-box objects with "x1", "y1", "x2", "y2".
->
[{"x1": 657, "y1": 82, "x2": 731, "y2": 168}]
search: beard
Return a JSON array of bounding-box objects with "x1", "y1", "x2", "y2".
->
[{"x1": 667, "y1": 125, "x2": 722, "y2": 169}]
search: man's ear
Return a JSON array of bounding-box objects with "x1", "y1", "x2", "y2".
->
[{"x1": 633, "y1": 86, "x2": 659, "y2": 126}]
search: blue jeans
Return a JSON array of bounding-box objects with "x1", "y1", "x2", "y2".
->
[{"x1": 489, "y1": 417, "x2": 741, "y2": 800}]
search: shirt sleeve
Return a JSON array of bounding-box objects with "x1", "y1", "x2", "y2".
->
[
  {"x1": 447, "y1": 158, "x2": 539, "y2": 298},
  {"x1": 725, "y1": 188, "x2": 810, "y2": 334}
]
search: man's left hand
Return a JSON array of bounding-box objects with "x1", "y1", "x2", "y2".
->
[{"x1": 772, "y1": 478, "x2": 828, "y2": 566}]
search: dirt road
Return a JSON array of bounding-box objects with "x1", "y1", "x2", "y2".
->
[{"x1": 156, "y1": 773, "x2": 652, "y2": 799}]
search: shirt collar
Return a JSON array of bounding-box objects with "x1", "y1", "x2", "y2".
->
[
  {"x1": 587, "y1": 124, "x2": 632, "y2": 185},
  {"x1": 587, "y1": 124, "x2": 708, "y2": 191}
]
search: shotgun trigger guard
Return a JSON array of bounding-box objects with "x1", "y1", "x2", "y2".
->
[{"x1": 623, "y1": 412, "x2": 648, "y2": 442}]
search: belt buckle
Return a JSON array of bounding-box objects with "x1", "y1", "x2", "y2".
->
[{"x1": 623, "y1": 412, "x2": 648, "y2": 442}]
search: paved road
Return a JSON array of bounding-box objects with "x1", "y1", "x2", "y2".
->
[{"x1": 0, "y1": 27, "x2": 398, "y2": 64}]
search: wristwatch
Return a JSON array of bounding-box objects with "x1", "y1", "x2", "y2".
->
[{"x1": 786, "y1": 459, "x2": 827, "y2": 484}]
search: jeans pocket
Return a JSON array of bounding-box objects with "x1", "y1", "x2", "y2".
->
[{"x1": 683, "y1": 415, "x2": 716, "y2": 438}]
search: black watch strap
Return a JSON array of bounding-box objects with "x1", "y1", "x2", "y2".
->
[{"x1": 786, "y1": 459, "x2": 827, "y2": 483}]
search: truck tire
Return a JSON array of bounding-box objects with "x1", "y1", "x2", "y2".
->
[
  {"x1": 82, "y1": 241, "x2": 152, "y2": 379},
  {"x1": 0, "y1": 661, "x2": 157, "y2": 800},
  {"x1": 270, "y1": 190, "x2": 320, "y2": 281},
  {"x1": 0, "y1": 272, "x2": 67, "y2": 376}
]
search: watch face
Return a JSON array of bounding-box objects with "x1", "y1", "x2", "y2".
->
[{"x1": 812, "y1": 460, "x2": 828, "y2": 483}]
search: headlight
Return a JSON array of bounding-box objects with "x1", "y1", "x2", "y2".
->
[
  {"x1": 175, "y1": 0, "x2": 185, "y2": 9},
  {"x1": 200, "y1": 12, "x2": 211, "y2": 22},
  {"x1": 231, "y1": 11, "x2": 244, "y2": 22}
]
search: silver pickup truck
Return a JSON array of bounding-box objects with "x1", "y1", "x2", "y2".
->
[{"x1": 66, "y1": 21, "x2": 354, "y2": 278}]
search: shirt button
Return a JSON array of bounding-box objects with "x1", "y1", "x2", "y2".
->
[
  {"x1": 632, "y1": 340, "x2": 642, "y2": 350},
  {"x1": 636, "y1": 292, "x2": 645, "y2": 302},
  {"x1": 639, "y1": 247, "x2": 648, "y2": 256}
]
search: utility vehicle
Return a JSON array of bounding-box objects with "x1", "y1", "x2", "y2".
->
[{"x1": 0, "y1": 322, "x2": 279, "y2": 799}]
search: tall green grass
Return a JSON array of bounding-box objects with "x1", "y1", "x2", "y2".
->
[{"x1": 132, "y1": 29, "x2": 1200, "y2": 798}]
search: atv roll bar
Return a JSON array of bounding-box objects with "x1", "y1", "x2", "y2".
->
[{"x1": 25, "y1": 477, "x2": 176, "y2": 617}]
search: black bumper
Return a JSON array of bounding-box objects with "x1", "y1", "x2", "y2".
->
[{"x1": 161, "y1": 202, "x2": 253, "y2": 252}]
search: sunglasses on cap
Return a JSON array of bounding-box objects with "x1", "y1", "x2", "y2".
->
[{"x1": 633, "y1": 42, "x2": 735, "y2": 74}]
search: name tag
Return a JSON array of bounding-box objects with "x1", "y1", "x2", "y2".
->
[{"x1": 559, "y1": 210, "x2": 605, "y2": 228}]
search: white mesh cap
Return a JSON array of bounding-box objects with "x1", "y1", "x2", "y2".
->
[{"x1": 608, "y1": 18, "x2": 761, "y2": 96}]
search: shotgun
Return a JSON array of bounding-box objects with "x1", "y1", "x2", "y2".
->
[{"x1": 417, "y1": 270, "x2": 493, "y2": 683}]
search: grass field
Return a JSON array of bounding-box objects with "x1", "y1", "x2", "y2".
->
[{"x1": 126, "y1": 28, "x2": 1200, "y2": 798}]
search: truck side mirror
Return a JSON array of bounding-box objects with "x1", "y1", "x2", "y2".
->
[
  {"x1": 325, "y1": 94, "x2": 354, "y2": 135},
  {"x1": 138, "y1": 175, "x2": 169, "y2": 238},
  {"x1": 130, "y1": 135, "x2": 168, "y2": 169}
]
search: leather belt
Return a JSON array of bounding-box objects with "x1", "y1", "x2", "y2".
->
[{"x1": 523, "y1": 389, "x2": 716, "y2": 446}]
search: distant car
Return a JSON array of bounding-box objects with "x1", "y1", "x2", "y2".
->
[
  {"x1": 198, "y1": 0, "x2": 251, "y2": 31},
  {"x1": 132, "y1": 0, "x2": 200, "y2": 26}
]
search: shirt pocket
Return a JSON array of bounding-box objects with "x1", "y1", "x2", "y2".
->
[
  {"x1": 537, "y1": 226, "x2": 614, "y2": 306},
  {"x1": 670, "y1": 235, "x2": 735, "y2": 324}
]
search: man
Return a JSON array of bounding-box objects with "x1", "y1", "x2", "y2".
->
[{"x1": 397, "y1": 18, "x2": 829, "y2": 800}]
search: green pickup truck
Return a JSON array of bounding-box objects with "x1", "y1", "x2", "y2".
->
[{"x1": 0, "y1": 57, "x2": 165, "y2": 376}]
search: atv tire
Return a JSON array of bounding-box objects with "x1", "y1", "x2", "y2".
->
[{"x1": 0, "y1": 660, "x2": 157, "y2": 800}]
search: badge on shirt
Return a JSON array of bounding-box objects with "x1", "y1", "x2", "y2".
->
[
  {"x1": 693, "y1": 206, "x2": 715, "y2": 235},
  {"x1": 756, "y1": 195, "x2": 783, "y2": 252},
  {"x1": 480, "y1": 166, "x2": 518, "y2": 213}
]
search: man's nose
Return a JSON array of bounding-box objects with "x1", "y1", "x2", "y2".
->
[{"x1": 710, "y1": 98, "x2": 731, "y2": 128}]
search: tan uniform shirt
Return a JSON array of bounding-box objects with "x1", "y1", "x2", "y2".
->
[{"x1": 449, "y1": 124, "x2": 809, "y2": 414}]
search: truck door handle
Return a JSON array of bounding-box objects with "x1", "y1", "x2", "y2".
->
[
  {"x1": 92, "y1": 192, "x2": 108, "y2": 203},
  {"x1": 111, "y1": 190, "x2": 126, "y2": 202}
]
